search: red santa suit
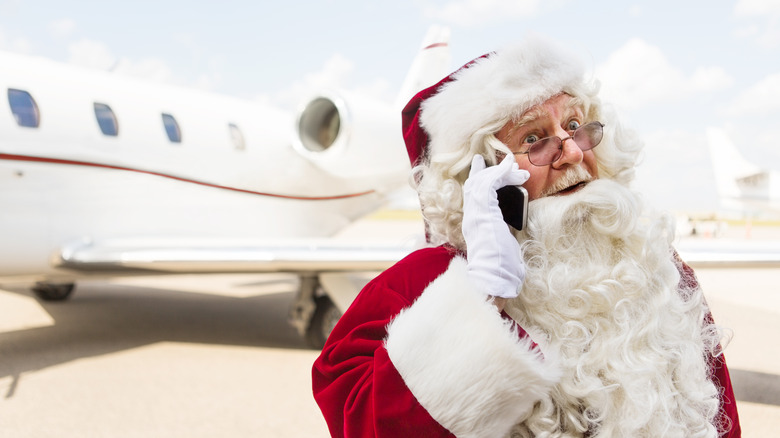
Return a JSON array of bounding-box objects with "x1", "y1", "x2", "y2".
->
[
  {"x1": 312, "y1": 246, "x2": 740, "y2": 437},
  {"x1": 313, "y1": 36, "x2": 741, "y2": 437}
]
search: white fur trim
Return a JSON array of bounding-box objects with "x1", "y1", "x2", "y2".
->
[
  {"x1": 421, "y1": 35, "x2": 593, "y2": 160},
  {"x1": 385, "y1": 257, "x2": 560, "y2": 438}
]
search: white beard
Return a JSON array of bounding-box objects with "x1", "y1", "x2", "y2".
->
[{"x1": 504, "y1": 179, "x2": 722, "y2": 438}]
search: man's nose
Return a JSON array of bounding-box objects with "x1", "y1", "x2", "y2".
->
[{"x1": 551, "y1": 132, "x2": 584, "y2": 169}]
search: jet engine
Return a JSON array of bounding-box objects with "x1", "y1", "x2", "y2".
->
[{"x1": 292, "y1": 91, "x2": 408, "y2": 179}]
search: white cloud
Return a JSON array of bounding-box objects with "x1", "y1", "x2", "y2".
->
[
  {"x1": 192, "y1": 71, "x2": 221, "y2": 91},
  {"x1": 265, "y1": 53, "x2": 356, "y2": 108},
  {"x1": 257, "y1": 53, "x2": 394, "y2": 109},
  {"x1": 596, "y1": 39, "x2": 732, "y2": 110},
  {"x1": 49, "y1": 18, "x2": 77, "y2": 39},
  {"x1": 300, "y1": 53, "x2": 355, "y2": 91},
  {"x1": 0, "y1": 26, "x2": 33, "y2": 53},
  {"x1": 733, "y1": 23, "x2": 760, "y2": 39},
  {"x1": 67, "y1": 38, "x2": 181, "y2": 85},
  {"x1": 352, "y1": 78, "x2": 393, "y2": 103},
  {"x1": 633, "y1": 129, "x2": 717, "y2": 212},
  {"x1": 754, "y1": 25, "x2": 780, "y2": 48},
  {"x1": 111, "y1": 57, "x2": 174, "y2": 83},
  {"x1": 754, "y1": 129, "x2": 780, "y2": 168},
  {"x1": 423, "y1": 0, "x2": 542, "y2": 27},
  {"x1": 690, "y1": 66, "x2": 734, "y2": 92},
  {"x1": 597, "y1": 39, "x2": 684, "y2": 109},
  {"x1": 727, "y1": 73, "x2": 780, "y2": 115},
  {"x1": 67, "y1": 39, "x2": 116, "y2": 71},
  {"x1": 734, "y1": 21, "x2": 780, "y2": 49},
  {"x1": 734, "y1": 0, "x2": 780, "y2": 16},
  {"x1": 733, "y1": 0, "x2": 780, "y2": 48}
]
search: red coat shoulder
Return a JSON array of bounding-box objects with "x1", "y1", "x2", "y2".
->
[
  {"x1": 373, "y1": 245, "x2": 460, "y2": 302},
  {"x1": 312, "y1": 245, "x2": 459, "y2": 437}
]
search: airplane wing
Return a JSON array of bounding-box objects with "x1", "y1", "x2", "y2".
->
[
  {"x1": 54, "y1": 237, "x2": 421, "y2": 275},
  {"x1": 676, "y1": 238, "x2": 780, "y2": 268},
  {"x1": 55, "y1": 234, "x2": 780, "y2": 274},
  {"x1": 48, "y1": 229, "x2": 780, "y2": 349}
]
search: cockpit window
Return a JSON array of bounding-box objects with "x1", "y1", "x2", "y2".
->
[
  {"x1": 8, "y1": 88, "x2": 40, "y2": 128},
  {"x1": 161, "y1": 113, "x2": 182, "y2": 143},
  {"x1": 228, "y1": 123, "x2": 245, "y2": 150},
  {"x1": 94, "y1": 103, "x2": 119, "y2": 136}
]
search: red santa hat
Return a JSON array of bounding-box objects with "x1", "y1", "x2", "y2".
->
[{"x1": 402, "y1": 36, "x2": 594, "y2": 167}]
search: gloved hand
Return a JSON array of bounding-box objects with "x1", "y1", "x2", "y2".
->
[{"x1": 462, "y1": 154, "x2": 530, "y2": 299}]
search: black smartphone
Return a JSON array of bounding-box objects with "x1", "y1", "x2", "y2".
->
[{"x1": 496, "y1": 185, "x2": 528, "y2": 230}]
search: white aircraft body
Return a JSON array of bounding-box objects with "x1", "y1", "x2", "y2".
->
[
  {"x1": 707, "y1": 127, "x2": 780, "y2": 217},
  {"x1": 4, "y1": 28, "x2": 777, "y2": 348},
  {"x1": 0, "y1": 27, "x2": 451, "y2": 347},
  {"x1": 669, "y1": 127, "x2": 780, "y2": 268}
]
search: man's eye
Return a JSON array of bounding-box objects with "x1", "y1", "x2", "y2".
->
[
  {"x1": 567, "y1": 120, "x2": 581, "y2": 131},
  {"x1": 522, "y1": 134, "x2": 540, "y2": 145}
]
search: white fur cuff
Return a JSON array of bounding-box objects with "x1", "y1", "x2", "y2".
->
[{"x1": 385, "y1": 257, "x2": 560, "y2": 438}]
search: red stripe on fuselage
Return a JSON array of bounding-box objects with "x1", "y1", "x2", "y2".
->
[
  {"x1": 423, "y1": 42, "x2": 448, "y2": 50},
  {"x1": 0, "y1": 153, "x2": 375, "y2": 200}
]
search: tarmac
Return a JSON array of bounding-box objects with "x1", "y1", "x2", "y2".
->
[{"x1": 1, "y1": 220, "x2": 779, "y2": 437}]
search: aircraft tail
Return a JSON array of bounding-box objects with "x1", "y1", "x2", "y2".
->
[
  {"x1": 705, "y1": 127, "x2": 780, "y2": 219},
  {"x1": 394, "y1": 25, "x2": 451, "y2": 110},
  {"x1": 706, "y1": 127, "x2": 761, "y2": 201}
]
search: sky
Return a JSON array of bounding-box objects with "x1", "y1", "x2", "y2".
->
[{"x1": 1, "y1": 0, "x2": 779, "y2": 214}]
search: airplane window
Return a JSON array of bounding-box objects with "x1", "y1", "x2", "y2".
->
[
  {"x1": 161, "y1": 113, "x2": 182, "y2": 143},
  {"x1": 94, "y1": 103, "x2": 119, "y2": 136},
  {"x1": 228, "y1": 123, "x2": 245, "y2": 150},
  {"x1": 7, "y1": 89, "x2": 40, "y2": 128}
]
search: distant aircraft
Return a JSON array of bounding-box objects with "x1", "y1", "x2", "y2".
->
[
  {"x1": 707, "y1": 127, "x2": 780, "y2": 218},
  {"x1": 0, "y1": 26, "x2": 451, "y2": 348},
  {"x1": 669, "y1": 127, "x2": 780, "y2": 268}
]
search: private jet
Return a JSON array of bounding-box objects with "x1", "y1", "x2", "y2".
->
[{"x1": 0, "y1": 27, "x2": 451, "y2": 348}]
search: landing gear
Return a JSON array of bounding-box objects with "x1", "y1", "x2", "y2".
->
[
  {"x1": 305, "y1": 295, "x2": 341, "y2": 350},
  {"x1": 32, "y1": 282, "x2": 75, "y2": 301},
  {"x1": 288, "y1": 275, "x2": 342, "y2": 349}
]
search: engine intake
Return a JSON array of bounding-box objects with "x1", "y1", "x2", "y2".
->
[
  {"x1": 296, "y1": 96, "x2": 346, "y2": 153},
  {"x1": 292, "y1": 91, "x2": 407, "y2": 179}
]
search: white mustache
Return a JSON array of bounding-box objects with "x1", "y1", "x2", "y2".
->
[{"x1": 541, "y1": 166, "x2": 594, "y2": 197}]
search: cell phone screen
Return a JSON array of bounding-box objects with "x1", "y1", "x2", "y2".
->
[{"x1": 496, "y1": 185, "x2": 528, "y2": 230}]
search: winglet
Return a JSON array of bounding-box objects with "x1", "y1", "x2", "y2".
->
[
  {"x1": 394, "y1": 25, "x2": 451, "y2": 110},
  {"x1": 706, "y1": 127, "x2": 762, "y2": 201}
]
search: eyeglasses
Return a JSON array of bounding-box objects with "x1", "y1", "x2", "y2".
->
[{"x1": 512, "y1": 121, "x2": 604, "y2": 166}]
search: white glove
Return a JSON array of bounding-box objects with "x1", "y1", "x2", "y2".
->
[{"x1": 462, "y1": 154, "x2": 530, "y2": 299}]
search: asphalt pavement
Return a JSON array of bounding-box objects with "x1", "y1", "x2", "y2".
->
[{"x1": 1, "y1": 228, "x2": 779, "y2": 437}]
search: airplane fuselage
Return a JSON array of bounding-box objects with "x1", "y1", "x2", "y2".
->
[{"x1": 0, "y1": 51, "x2": 408, "y2": 282}]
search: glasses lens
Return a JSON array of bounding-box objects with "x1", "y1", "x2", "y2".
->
[
  {"x1": 574, "y1": 122, "x2": 603, "y2": 151},
  {"x1": 526, "y1": 122, "x2": 603, "y2": 166},
  {"x1": 528, "y1": 138, "x2": 562, "y2": 166}
]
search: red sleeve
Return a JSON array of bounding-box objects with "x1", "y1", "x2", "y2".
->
[
  {"x1": 677, "y1": 256, "x2": 741, "y2": 437},
  {"x1": 311, "y1": 247, "x2": 457, "y2": 438},
  {"x1": 712, "y1": 352, "x2": 741, "y2": 437}
]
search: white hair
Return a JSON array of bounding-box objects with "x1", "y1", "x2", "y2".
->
[
  {"x1": 412, "y1": 89, "x2": 641, "y2": 250},
  {"x1": 503, "y1": 179, "x2": 724, "y2": 437},
  {"x1": 409, "y1": 39, "x2": 728, "y2": 434},
  {"x1": 411, "y1": 34, "x2": 644, "y2": 249}
]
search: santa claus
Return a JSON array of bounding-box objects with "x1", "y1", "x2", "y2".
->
[{"x1": 312, "y1": 35, "x2": 741, "y2": 438}]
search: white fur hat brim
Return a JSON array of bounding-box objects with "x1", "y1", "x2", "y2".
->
[{"x1": 420, "y1": 35, "x2": 594, "y2": 160}]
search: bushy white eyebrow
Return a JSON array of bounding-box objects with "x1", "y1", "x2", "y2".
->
[{"x1": 507, "y1": 96, "x2": 585, "y2": 140}]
